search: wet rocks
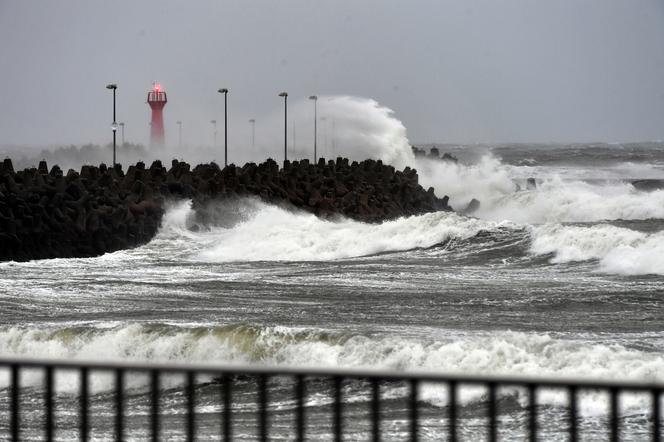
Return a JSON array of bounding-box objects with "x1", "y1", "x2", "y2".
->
[
  {"x1": 0, "y1": 159, "x2": 163, "y2": 262},
  {"x1": 0, "y1": 157, "x2": 453, "y2": 262},
  {"x1": 462, "y1": 198, "x2": 480, "y2": 215},
  {"x1": 411, "y1": 146, "x2": 459, "y2": 163}
]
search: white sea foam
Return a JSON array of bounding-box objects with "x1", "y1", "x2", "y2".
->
[
  {"x1": 530, "y1": 224, "x2": 664, "y2": 275},
  {"x1": 0, "y1": 323, "x2": 660, "y2": 415},
  {"x1": 483, "y1": 179, "x2": 664, "y2": 224},
  {"x1": 187, "y1": 200, "x2": 502, "y2": 262},
  {"x1": 413, "y1": 153, "x2": 664, "y2": 223},
  {"x1": 415, "y1": 155, "x2": 517, "y2": 212},
  {"x1": 148, "y1": 198, "x2": 664, "y2": 276}
]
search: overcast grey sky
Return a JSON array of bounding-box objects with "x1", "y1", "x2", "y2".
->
[{"x1": 1, "y1": 0, "x2": 663, "y2": 148}]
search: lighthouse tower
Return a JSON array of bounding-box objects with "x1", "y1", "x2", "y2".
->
[{"x1": 147, "y1": 82, "x2": 167, "y2": 147}]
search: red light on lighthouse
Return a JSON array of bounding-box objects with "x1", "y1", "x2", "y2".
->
[{"x1": 147, "y1": 82, "x2": 167, "y2": 147}]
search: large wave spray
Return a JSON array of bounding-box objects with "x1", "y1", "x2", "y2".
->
[
  {"x1": 255, "y1": 95, "x2": 415, "y2": 167},
  {"x1": 156, "y1": 199, "x2": 502, "y2": 262},
  {"x1": 530, "y1": 223, "x2": 664, "y2": 275}
]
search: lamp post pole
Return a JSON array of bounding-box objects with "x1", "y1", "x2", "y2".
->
[
  {"x1": 218, "y1": 88, "x2": 229, "y2": 166},
  {"x1": 309, "y1": 95, "x2": 318, "y2": 162},
  {"x1": 278, "y1": 92, "x2": 288, "y2": 164},
  {"x1": 210, "y1": 120, "x2": 217, "y2": 149},
  {"x1": 176, "y1": 121, "x2": 182, "y2": 149},
  {"x1": 249, "y1": 119, "x2": 255, "y2": 150},
  {"x1": 332, "y1": 119, "x2": 336, "y2": 152},
  {"x1": 106, "y1": 84, "x2": 118, "y2": 167},
  {"x1": 320, "y1": 116, "x2": 328, "y2": 154},
  {"x1": 119, "y1": 122, "x2": 125, "y2": 146}
]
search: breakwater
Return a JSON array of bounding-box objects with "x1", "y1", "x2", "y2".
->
[{"x1": 0, "y1": 157, "x2": 452, "y2": 262}]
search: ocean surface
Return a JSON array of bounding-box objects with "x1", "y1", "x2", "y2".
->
[{"x1": 1, "y1": 142, "x2": 664, "y2": 440}]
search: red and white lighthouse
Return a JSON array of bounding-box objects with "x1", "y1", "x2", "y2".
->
[{"x1": 147, "y1": 82, "x2": 167, "y2": 147}]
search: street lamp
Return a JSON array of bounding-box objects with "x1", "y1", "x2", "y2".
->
[
  {"x1": 248, "y1": 119, "x2": 255, "y2": 150},
  {"x1": 106, "y1": 84, "x2": 117, "y2": 167},
  {"x1": 217, "y1": 88, "x2": 229, "y2": 166},
  {"x1": 309, "y1": 95, "x2": 318, "y2": 162},
  {"x1": 210, "y1": 119, "x2": 217, "y2": 148},
  {"x1": 119, "y1": 122, "x2": 125, "y2": 146},
  {"x1": 278, "y1": 92, "x2": 288, "y2": 164},
  {"x1": 176, "y1": 121, "x2": 182, "y2": 149}
]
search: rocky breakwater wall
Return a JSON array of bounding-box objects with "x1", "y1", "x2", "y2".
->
[
  {"x1": 0, "y1": 159, "x2": 164, "y2": 261},
  {"x1": 0, "y1": 157, "x2": 452, "y2": 262}
]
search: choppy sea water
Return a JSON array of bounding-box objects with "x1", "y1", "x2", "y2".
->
[{"x1": 1, "y1": 143, "x2": 664, "y2": 440}]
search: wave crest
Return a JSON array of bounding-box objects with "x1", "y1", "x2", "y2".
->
[
  {"x1": 1, "y1": 322, "x2": 662, "y2": 412},
  {"x1": 154, "y1": 199, "x2": 507, "y2": 262},
  {"x1": 530, "y1": 223, "x2": 664, "y2": 275}
]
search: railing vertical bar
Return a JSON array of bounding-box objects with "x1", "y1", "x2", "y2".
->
[
  {"x1": 569, "y1": 386, "x2": 578, "y2": 442},
  {"x1": 151, "y1": 370, "x2": 159, "y2": 442},
  {"x1": 333, "y1": 376, "x2": 343, "y2": 442},
  {"x1": 410, "y1": 379, "x2": 418, "y2": 442},
  {"x1": 115, "y1": 369, "x2": 123, "y2": 442},
  {"x1": 258, "y1": 374, "x2": 268, "y2": 442},
  {"x1": 186, "y1": 371, "x2": 195, "y2": 442},
  {"x1": 11, "y1": 364, "x2": 19, "y2": 442},
  {"x1": 371, "y1": 378, "x2": 380, "y2": 442},
  {"x1": 488, "y1": 382, "x2": 497, "y2": 442},
  {"x1": 296, "y1": 375, "x2": 305, "y2": 442},
  {"x1": 45, "y1": 366, "x2": 54, "y2": 442},
  {"x1": 449, "y1": 381, "x2": 457, "y2": 442},
  {"x1": 610, "y1": 388, "x2": 619, "y2": 442},
  {"x1": 654, "y1": 389, "x2": 661, "y2": 442},
  {"x1": 222, "y1": 373, "x2": 232, "y2": 442},
  {"x1": 80, "y1": 367, "x2": 89, "y2": 442},
  {"x1": 528, "y1": 384, "x2": 536, "y2": 442},
  {"x1": 4, "y1": 361, "x2": 664, "y2": 441}
]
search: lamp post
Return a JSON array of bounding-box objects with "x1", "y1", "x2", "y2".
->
[
  {"x1": 176, "y1": 121, "x2": 182, "y2": 149},
  {"x1": 308, "y1": 95, "x2": 318, "y2": 162},
  {"x1": 210, "y1": 119, "x2": 217, "y2": 149},
  {"x1": 320, "y1": 116, "x2": 328, "y2": 154},
  {"x1": 278, "y1": 92, "x2": 288, "y2": 164},
  {"x1": 106, "y1": 84, "x2": 118, "y2": 167},
  {"x1": 119, "y1": 122, "x2": 125, "y2": 146},
  {"x1": 249, "y1": 119, "x2": 255, "y2": 150},
  {"x1": 217, "y1": 88, "x2": 229, "y2": 166},
  {"x1": 332, "y1": 119, "x2": 337, "y2": 152}
]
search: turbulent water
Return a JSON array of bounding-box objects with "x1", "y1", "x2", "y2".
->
[{"x1": 2, "y1": 137, "x2": 664, "y2": 439}]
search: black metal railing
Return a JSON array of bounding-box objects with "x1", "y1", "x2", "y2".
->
[{"x1": 0, "y1": 357, "x2": 661, "y2": 441}]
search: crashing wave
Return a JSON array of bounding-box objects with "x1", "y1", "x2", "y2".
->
[{"x1": 0, "y1": 322, "x2": 661, "y2": 415}]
